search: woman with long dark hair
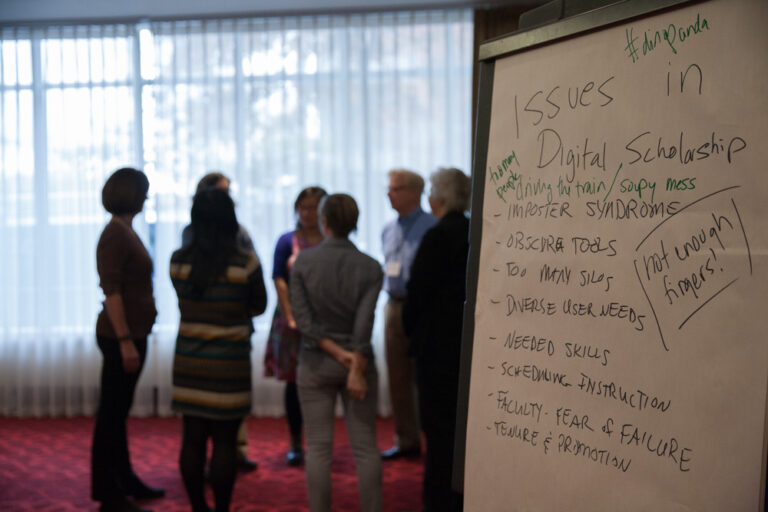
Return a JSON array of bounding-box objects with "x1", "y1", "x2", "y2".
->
[
  {"x1": 181, "y1": 171, "x2": 259, "y2": 472},
  {"x1": 170, "y1": 188, "x2": 267, "y2": 512}
]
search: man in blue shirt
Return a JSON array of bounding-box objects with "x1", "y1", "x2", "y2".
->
[{"x1": 380, "y1": 169, "x2": 437, "y2": 460}]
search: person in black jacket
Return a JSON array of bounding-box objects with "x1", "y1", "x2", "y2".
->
[{"x1": 402, "y1": 167, "x2": 471, "y2": 512}]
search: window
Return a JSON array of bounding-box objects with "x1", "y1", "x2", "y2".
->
[{"x1": 0, "y1": 9, "x2": 473, "y2": 417}]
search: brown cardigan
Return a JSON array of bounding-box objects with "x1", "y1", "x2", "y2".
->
[{"x1": 95, "y1": 218, "x2": 157, "y2": 339}]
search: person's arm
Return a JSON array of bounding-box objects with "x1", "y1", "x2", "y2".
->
[
  {"x1": 181, "y1": 224, "x2": 193, "y2": 247},
  {"x1": 246, "y1": 254, "x2": 268, "y2": 317},
  {"x1": 237, "y1": 224, "x2": 256, "y2": 253},
  {"x1": 272, "y1": 233, "x2": 295, "y2": 325},
  {"x1": 289, "y1": 256, "x2": 326, "y2": 349},
  {"x1": 97, "y1": 222, "x2": 139, "y2": 373},
  {"x1": 345, "y1": 349, "x2": 368, "y2": 401},
  {"x1": 349, "y1": 264, "x2": 384, "y2": 361},
  {"x1": 403, "y1": 227, "x2": 441, "y2": 339},
  {"x1": 104, "y1": 293, "x2": 140, "y2": 373},
  {"x1": 318, "y1": 337, "x2": 353, "y2": 366},
  {"x1": 316, "y1": 337, "x2": 368, "y2": 400},
  {"x1": 274, "y1": 277, "x2": 296, "y2": 328}
]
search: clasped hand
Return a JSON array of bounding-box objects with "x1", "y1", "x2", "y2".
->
[{"x1": 338, "y1": 350, "x2": 368, "y2": 401}]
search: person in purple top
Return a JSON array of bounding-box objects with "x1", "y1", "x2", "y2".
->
[{"x1": 264, "y1": 186, "x2": 327, "y2": 466}]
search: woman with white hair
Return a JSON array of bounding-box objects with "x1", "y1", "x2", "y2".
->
[{"x1": 403, "y1": 167, "x2": 471, "y2": 512}]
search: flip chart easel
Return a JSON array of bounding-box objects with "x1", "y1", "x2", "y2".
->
[{"x1": 457, "y1": 0, "x2": 768, "y2": 509}]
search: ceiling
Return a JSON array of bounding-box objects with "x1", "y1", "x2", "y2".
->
[{"x1": 0, "y1": 0, "x2": 546, "y2": 25}]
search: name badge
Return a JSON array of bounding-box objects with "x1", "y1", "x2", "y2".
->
[{"x1": 386, "y1": 261, "x2": 402, "y2": 277}]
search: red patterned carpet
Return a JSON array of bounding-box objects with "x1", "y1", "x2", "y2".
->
[{"x1": 0, "y1": 416, "x2": 423, "y2": 512}]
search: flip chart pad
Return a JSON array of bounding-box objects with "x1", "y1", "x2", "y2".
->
[{"x1": 463, "y1": 0, "x2": 768, "y2": 510}]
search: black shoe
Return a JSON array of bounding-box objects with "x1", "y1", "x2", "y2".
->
[
  {"x1": 126, "y1": 482, "x2": 165, "y2": 500},
  {"x1": 237, "y1": 456, "x2": 259, "y2": 472},
  {"x1": 99, "y1": 497, "x2": 153, "y2": 512},
  {"x1": 286, "y1": 448, "x2": 304, "y2": 466},
  {"x1": 381, "y1": 445, "x2": 420, "y2": 460}
]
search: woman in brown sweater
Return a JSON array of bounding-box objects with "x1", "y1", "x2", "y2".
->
[{"x1": 92, "y1": 168, "x2": 163, "y2": 512}]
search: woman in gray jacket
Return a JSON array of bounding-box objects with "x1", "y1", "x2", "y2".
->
[{"x1": 289, "y1": 193, "x2": 383, "y2": 512}]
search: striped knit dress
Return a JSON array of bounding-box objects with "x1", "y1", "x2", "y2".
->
[{"x1": 169, "y1": 249, "x2": 267, "y2": 420}]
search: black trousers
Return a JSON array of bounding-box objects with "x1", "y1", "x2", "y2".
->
[
  {"x1": 91, "y1": 335, "x2": 148, "y2": 502},
  {"x1": 180, "y1": 415, "x2": 242, "y2": 512},
  {"x1": 417, "y1": 364, "x2": 463, "y2": 512},
  {"x1": 285, "y1": 381, "x2": 303, "y2": 445}
]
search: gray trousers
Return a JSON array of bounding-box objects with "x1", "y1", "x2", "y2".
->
[{"x1": 298, "y1": 350, "x2": 382, "y2": 512}]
